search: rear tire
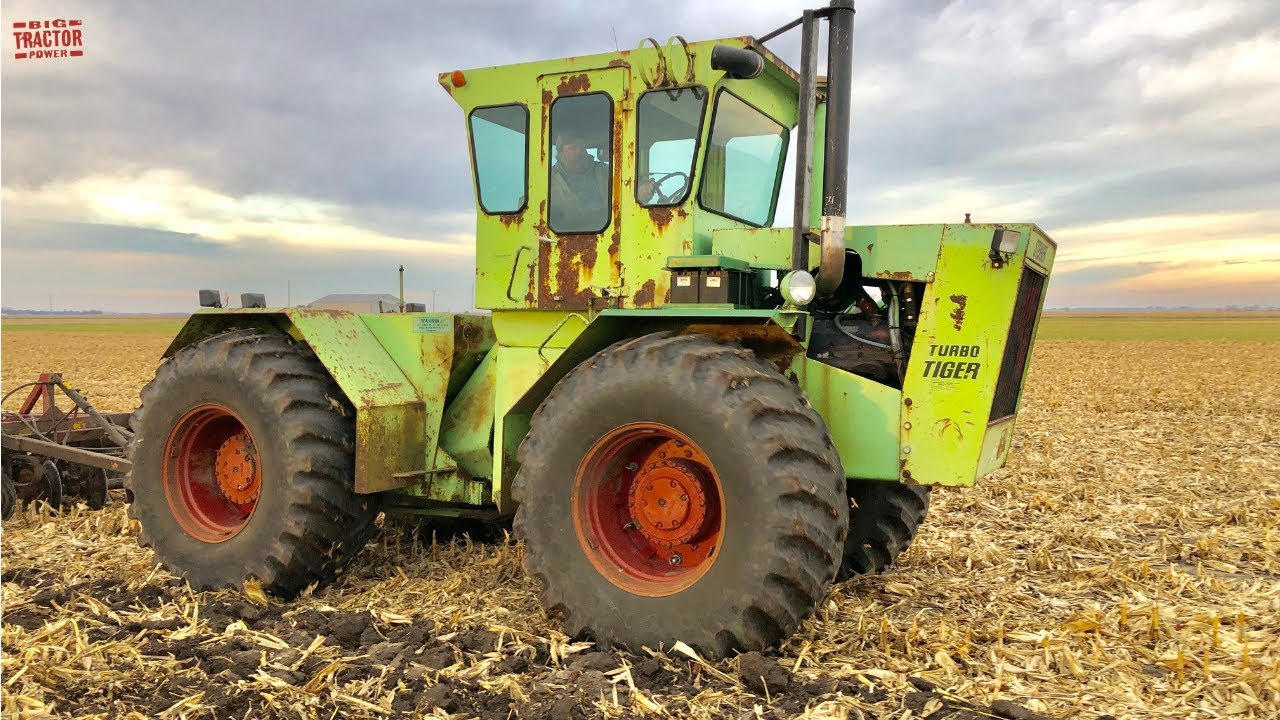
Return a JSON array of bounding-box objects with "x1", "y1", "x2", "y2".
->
[
  {"x1": 127, "y1": 329, "x2": 378, "y2": 596},
  {"x1": 837, "y1": 480, "x2": 931, "y2": 581},
  {"x1": 514, "y1": 332, "x2": 848, "y2": 656}
]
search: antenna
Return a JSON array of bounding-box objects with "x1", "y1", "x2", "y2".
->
[{"x1": 612, "y1": 26, "x2": 619, "y2": 52}]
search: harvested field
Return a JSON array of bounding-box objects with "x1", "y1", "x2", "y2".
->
[
  {"x1": 2, "y1": 314, "x2": 1278, "y2": 719},
  {"x1": 1, "y1": 318, "x2": 182, "y2": 413}
]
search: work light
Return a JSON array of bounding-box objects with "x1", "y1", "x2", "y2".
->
[
  {"x1": 989, "y1": 229, "x2": 1022, "y2": 268},
  {"x1": 780, "y1": 270, "x2": 817, "y2": 306}
]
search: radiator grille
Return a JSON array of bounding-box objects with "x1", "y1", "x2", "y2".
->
[{"x1": 990, "y1": 267, "x2": 1047, "y2": 421}]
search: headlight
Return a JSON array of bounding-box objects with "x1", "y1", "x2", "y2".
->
[{"x1": 780, "y1": 270, "x2": 817, "y2": 306}]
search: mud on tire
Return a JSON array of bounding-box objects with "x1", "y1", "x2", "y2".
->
[
  {"x1": 837, "y1": 480, "x2": 931, "y2": 581},
  {"x1": 513, "y1": 332, "x2": 848, "y2": 657},
  {"x1": 127, "y1": 329, "x2": 378, "y2": 596}
]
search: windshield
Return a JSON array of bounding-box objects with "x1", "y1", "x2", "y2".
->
[{"x1": 698, "y1": 90, "x2": 788, "y2": 227}]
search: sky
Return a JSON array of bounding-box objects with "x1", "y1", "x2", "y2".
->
[{"x1": 2, "y1": 0, "x2": 1278, "y2": 312}]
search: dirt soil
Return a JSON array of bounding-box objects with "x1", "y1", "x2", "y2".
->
[
  {"x1": 2, "y1": 333, "x2": 1278, "y2": 719},
  {"x1": 1, "y1": 512, "x2": 1070, "y2": 720}
]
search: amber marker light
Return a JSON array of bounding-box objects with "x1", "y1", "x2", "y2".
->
[{"x1": 450, "y1": 70, "x2": 466, "y2": 87}]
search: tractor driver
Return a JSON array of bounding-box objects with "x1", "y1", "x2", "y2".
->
[{"x1": 550, "y1": 128, "x2": 655, "y2": 232}]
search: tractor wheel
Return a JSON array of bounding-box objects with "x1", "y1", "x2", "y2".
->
[
  {"x1": 126, "y1": 329, "x2": 379, "y2": 596},
  {"x1": 837, "y1": 480, "x2": 931, "y2": 581},
  {"x1": 513, "y1": 332, "x2": 848, "y2": 656},
  {"x1": 2, "y1": 471, "x2": 15, "y2": 521}
]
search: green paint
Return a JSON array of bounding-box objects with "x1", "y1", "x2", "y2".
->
[
  {"x1": 846, "y1": 225, "x2": 945, "y2": 281},
  {"x1": 799, "y1": 358, "x2": 901, "y2": 480},
  {"x1": 437, "y1": 350, "x2": 498, "y2": 479},
  {"x1": 666, "y1": 255, "x2": 751, "y2": 270},
  {"x1": 492, "y1": 345, "x2": 561, "y2": 512},
  {"x1": 166, "y1": 308, "x2": 425, "y2": 494},
  {"x1": 359, "y1": 313, "x2": 450, "y2": 481},
  {"x1": 896, "y1": 223, "x2": 1051, "y2": 486},
  {"x1": 711, "y1": 227, "x2": 793, "y2": 269},
  {"x1": 444, "y1": 36, "x2": 799, "y2": 313}
]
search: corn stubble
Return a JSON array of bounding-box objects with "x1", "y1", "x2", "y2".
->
[{"x1": 2, "y1": 334, "x2": 1277, "y2": 719}]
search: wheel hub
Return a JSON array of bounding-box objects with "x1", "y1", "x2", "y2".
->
[
  {"x1": 572, "y1": 424, "x2": 725, "y2": 597},
  {"x1": 628, "y1": 459, "x2": 707, "y2": 547},
  {"x1": 162, "y1": 404, "x2": 260, "y2": 543},
  {"x1": 215, "y1": 433, "x2": 259, "y2": 505}
]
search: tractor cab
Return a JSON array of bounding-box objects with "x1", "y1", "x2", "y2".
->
[{"x1": 441, "y1": 37, "x2": 803, "y2": 311}]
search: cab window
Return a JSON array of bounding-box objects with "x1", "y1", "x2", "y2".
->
[
  {"x1": 468, "y1": 104, "x2": 528, "y2": 214},
  {"x1": 698, "y1": 90, "x2": 789, "y2": 227},
  {"x1": 635, "y1": 86, "x2": 706, "y2": 206},
  {"x1": 549, "y1": 93, "x2": 613, "y2": 234}
]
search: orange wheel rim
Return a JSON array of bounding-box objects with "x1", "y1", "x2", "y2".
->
[
  {"x1": 161, "y1": 404, "x2": 260, "y2": 543},
  {"x1": 572, "y1": 422, "x2": 725, "y2": 597}
]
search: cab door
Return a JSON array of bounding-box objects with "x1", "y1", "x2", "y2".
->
[{"x1": 534, "y1": 68, "x2": 630, "y2": 310}]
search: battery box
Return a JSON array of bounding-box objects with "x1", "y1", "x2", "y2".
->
[{"x1": 666, "y1": 255, "x2": 753, "y2": 307}]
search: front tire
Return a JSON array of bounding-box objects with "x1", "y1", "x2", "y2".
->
[
  {"x1": 513, "y1": 333, "x2": 848, "y2": 656},
  {"x1": 127, "y1": 329, "x2": 378, "y2": 596}
]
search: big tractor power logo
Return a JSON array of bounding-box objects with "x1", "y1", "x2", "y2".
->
[{"x1": 12, "y1": 19, "x2": 83, "y2": 60}]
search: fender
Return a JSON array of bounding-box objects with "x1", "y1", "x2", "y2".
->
[
  {"x1": 489, "y1": 308, "x2": 807, "y2": 512},
  {"x1": 164, "y1": 308, "x2": 426, "y2": 494}
]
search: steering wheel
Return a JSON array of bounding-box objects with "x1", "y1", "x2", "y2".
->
[{"x1": 646, "y1": 171, "x2": 690, "y2": 204}]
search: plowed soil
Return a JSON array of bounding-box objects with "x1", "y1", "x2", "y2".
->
[{"x1": 2, "y1": 315, "x2": 1277, "y2": 719}]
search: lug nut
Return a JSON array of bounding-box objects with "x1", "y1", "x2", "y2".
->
[
  {"x1": 657, "y1": 498, "x2": 667, "y2": 507},
  {"x1": 668, "y1": 553, "x2": 683, "y2": 566},
  {"x1": 680, "y1": 494, "x2": 688, "y2": 502}
]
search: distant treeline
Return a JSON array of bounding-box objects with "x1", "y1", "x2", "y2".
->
[{"x1": 1, "y1": 308, "x2": 105, "y2": 316}]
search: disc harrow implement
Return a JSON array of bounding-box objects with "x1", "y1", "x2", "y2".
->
[{"x1": 1, "y1": 372, "x2": 133, "y2": 520}]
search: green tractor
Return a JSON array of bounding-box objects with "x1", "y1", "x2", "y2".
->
[{"x1": 127, "y1": 1, "x2": 1055, "y2": 655}]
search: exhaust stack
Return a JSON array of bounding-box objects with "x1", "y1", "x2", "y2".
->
[{"x1": 816, "y1": 0, "x2": 854, "y2": 294}]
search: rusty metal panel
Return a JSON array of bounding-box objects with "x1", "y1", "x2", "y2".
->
[
  {"x1": 397, "y1": 445, "x2": 491, "y2": 506},
  {"x1": 898, "y1": 223, "x2": 1049, "y2": 486},
  {"x1": 437, "y1": 350, "x2": 498, "y2": 480},
  {"x1": 282, "y1": 310, "x2": 426, "y2": 494},
  {"x1": 442, "y1": 36, "x2": 800, "y2": 315},
  {"x1": 358, "y1": 313, "x2": 451, "y2": 480},
  {"x1": 847, "y1": 224, "x2": 946, "y2": 282}
]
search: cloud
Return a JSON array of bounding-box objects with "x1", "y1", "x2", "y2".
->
[
  {"x1": 2, "y1": 0, "x2": 1279, "y2": 311},
  {"x1": 2, "y1": 171, "x2": 476, "y2": 255}
]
